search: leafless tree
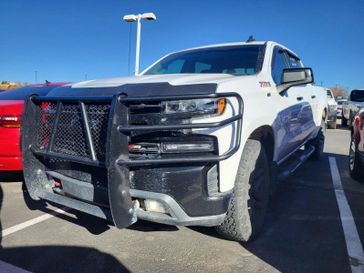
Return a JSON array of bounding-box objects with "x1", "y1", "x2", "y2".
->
[{"x1": 331, "y1": 86, "x2": 348, "y2": 98}]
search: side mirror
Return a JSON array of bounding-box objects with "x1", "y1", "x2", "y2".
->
[{"x1": 279, "y1": 67, "x2": 314, "y2": 93}]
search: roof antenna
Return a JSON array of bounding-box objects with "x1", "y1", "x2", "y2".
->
[{"x1": 246, "y1": 35, "x2": 255, "y2": 43}]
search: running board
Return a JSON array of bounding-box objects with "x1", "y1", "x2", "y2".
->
[{"x1": 277, "y1": 145, "x2": 315, "y2": 181}]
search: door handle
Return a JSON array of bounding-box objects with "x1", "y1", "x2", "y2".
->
[
  {"x1": 297, "y1": 96, "x2": 304, "y2": 101},
  {"x1": 311, "y1": 95, "x2": 316, "y2": 99}
]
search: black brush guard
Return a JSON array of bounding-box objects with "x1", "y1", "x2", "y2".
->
[{"x1": 21, "y1": 92, "x2": 243, "y2": 228}]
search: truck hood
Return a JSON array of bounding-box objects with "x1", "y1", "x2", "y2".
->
[
  {"x1": 72, "y1": 74, "x2": 237, "y2": 88},
  {"x1": 46, "y1": 74, "x2": 252, "y2": 98}
]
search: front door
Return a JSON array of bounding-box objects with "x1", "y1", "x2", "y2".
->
[{"x1": 271, "y1": 46, "x2": 315, "y2": 163}]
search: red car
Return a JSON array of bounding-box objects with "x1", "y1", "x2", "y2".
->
[
  {"x1": 0, "y1": 82, "x2": 69, "y2": 171},
  {"x1": 349, "y1": 108, "x2": 364, "y2": 180}
]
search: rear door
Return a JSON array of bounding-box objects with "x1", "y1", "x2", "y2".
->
[{"x1": 285, "y1": 51, "x2": 317, "y2": 140}]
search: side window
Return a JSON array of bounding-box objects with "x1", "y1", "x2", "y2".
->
[
  {"x1": 195, "y1": 62, "x2": 212, "y2": 73},
  {"x1": 271, "y1": 47, "x2": 289, "y2": 85},
  {"x1": 146, "y1": 59, "x2": 185, "y2": 74},
  {"x1": 164, "y1": 59, "x2": 185, "y2": 73},
  {"x1": 288, "y1": 55, "x2": 302, "y2": 68}
]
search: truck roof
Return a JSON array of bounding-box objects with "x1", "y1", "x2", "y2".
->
[
  {"x1": 169, "y1": 41, "x2": 299, "y2": 60},
  {"x1": 183, "y1": 41, "x2": 266, "y2": 51}
]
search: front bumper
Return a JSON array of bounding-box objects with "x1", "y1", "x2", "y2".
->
[
  {"x1": 131, "y1": 189, "x2": 229, "y2": 226},
  {"x1": 21, "y1": 92, "x2": 242, "y2": 228}
]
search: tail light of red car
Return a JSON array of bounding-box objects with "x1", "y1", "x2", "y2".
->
[
  {"x1": 0, "y1": 115, "x2": 22, "y2": 128},
  {"x1": 354, "y1": 116, "x2": 361, "y2": 130}
]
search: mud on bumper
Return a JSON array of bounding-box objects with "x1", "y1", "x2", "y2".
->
[{"x1": 21, "y1": 92, "x2": 243, "y2": 228}]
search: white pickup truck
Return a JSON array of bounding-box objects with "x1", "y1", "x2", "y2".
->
[
  {"x1": 21, "y1": 40, "x2": 327, "y2": 242},
  {"x1": 326, "y1": 88, "x2": 338, "y2": 129},
  {"x1": 342, "y1": 89, "x2": 364, "y2": 127}
]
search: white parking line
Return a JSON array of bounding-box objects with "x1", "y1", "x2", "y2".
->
[
  {"x1": 329, "y1": 157, "x2": 364, "y2": 273},
  {"x1": 1, "y1": 207, "x2": 69, "y2": 238},
  {"x1": 0, "y1": 260, "x2": 32, "y2": 273}
]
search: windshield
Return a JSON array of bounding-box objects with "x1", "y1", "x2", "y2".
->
[
  {"x1": 144, "y1": 45, "x2": 265, "y2": 76},
  {"x1": 326, "y1": 90, "x2": 334, "y2": 99},
  {"x1": 350, "y1": 90, "x2": 364, "y2": 102},
  {"x1": 0, "y1": 86, "x2": 59, "y2": 100}
]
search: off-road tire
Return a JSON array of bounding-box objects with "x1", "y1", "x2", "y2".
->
[
  {"x1": 215, "y1": 139, "x2": 270, "y2": 242},
  {"x1": 349, "y1": 135, "x2": 364, "y2": 181}
]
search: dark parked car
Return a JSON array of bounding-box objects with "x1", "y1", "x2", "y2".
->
[{"x1": 349, "y1": 109, "x2": 364, "y2": 180}]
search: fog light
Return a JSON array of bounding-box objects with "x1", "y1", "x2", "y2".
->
[
  {"x1": 144, "y1": 199, "x2": 168, "y2": 213},
  {"x1": 162, "y1": 143, "x2": 214, "y2": 153}
]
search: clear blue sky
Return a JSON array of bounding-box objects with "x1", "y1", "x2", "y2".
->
[{"x1": 0, "y1": 0, "x2": 363, "y2": 90}]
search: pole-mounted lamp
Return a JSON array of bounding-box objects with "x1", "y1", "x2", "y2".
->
[{"x1": 123, "y1": 13, "x2": 157, "y2": 76}]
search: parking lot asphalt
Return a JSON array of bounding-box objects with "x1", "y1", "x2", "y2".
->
[{"x1": 0, "y1": 124, "x2": 363, "y2": 273}]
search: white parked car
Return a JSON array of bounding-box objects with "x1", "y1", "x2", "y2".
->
[
  {"x1": 342, "y1": 89, "x2": 364, "y2": 127},
  {"x1": 326, "y1": 88, "x2": 338, "y2": 129},
  {"x1": 21, "y1": 40, "x2": 328, "y2": 242},
  {"x1": 336, "y1": 98, "x2": 347, "y2": 119}
]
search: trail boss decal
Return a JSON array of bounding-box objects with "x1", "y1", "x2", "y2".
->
[{"x1": 259, "y1": 81, "x2": 271, "y2": 88}]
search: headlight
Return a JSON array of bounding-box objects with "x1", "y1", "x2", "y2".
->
[{"x1": 162, "y1": 98, "x2": 226, "y2": 116}]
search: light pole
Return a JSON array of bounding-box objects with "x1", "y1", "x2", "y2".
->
[{"x1": 123, "y1": 12, "x2": 156, "y2": 76}]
